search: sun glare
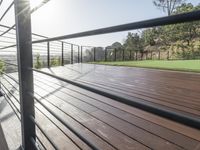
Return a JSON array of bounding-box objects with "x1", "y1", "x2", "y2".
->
[{"x1": 30, "y1": 0, "x2": 44, "y2": 9}]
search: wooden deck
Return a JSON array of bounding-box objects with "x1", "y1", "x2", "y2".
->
[{"x1": 1, "y1": 64, "x2": 200, "y2": 150}]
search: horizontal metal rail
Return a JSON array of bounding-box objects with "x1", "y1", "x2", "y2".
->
[
  {"x1": 30, "y1": 93, "x2": 99, "y2": 150},
  {"x1": 29, "y1": 116, "x2": 59, "y2": 150},
  {"x1": 3, "y1": 61, "x2": 18, "y2": 67},
  {"x1": 36, "y1": 135, "x2": 47, "y2": 150},
  {"x1": 0, "y1": 23, "x2": 77, "y2": 45},
  {"x1": 30, "y1": 0, "x2": 50, "y2": 13},
  {"x1": 0, "y1": 0, "x2": 51, "y2": 37},
  {"x1": 1, "y1": 80, "x2": 20, "y2": 106},
  {"x1": 0, "y1": 71, "x2": 18, "y2": 83},
  {"x1": 0, "y1": 34, "x2": 16, "y2": 40},
  {"x1": 0, "y1": 23, "x2": 82, "y2": 51},
  {"x1": 35, "y1": 105, "x2": 82, "y2": 149},
  {"x1": 0, "y1": 44, "x2": 16, "y2": 50},
  {"x1": 33, "y1": 10, "x2": 200, "y2": 43},
  {"x1": 32, "y1": 68, "x2": 200, "y2": 130},
  {"x1": 1, "y1": 87, "x2": 21, "y2": 121},
  {"x1": 0, "y1": 24, "x2": 15, "y2": 36},
  {"x1": 0, "y1": 1, "x2": 14, "y2": 22}
]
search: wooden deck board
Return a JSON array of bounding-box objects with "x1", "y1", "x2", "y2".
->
[
  {"x1": 34, "y1": 74, "x2": 200, "y2": 139},
  {"x1": 45, "y1": 65, "x2": 200, "y2": 118},
  {"x1": 1, "y1": 64, "x2": 200, "y2": 150}
]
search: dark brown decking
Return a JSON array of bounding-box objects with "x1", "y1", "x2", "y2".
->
[{"x1": 1, "y1": 64, "x2": 200, "y2": 150}]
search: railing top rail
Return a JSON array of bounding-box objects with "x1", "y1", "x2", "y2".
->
[
  {"x1": 32, "y1": 10, "x2": 200, "y2": 44},
  {"x1": 0, "y1": 24, "x2": 82, "y2": 47}
]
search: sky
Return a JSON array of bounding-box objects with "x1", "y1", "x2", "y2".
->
[{"x1": 1, "y1": 0, "x2": 200, "y2": 47}]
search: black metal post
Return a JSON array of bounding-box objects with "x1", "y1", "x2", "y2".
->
[
  {"x1": 14, "y1": 0, "x2": 35, "y2": 149},
  {"x1": 151, "y1": 51, "x2": 153, "y2": 60},
  {"x1": 105, "y1": 48, "x2": 107, "y2": 61},
  {"x1": 78, "y1": 46, "x2": 80, "y2": 63},
  {"x1": 71, "y1": 44, "x2": 73, "y2": 64},
  {"x1": 61, "y1": 42, "x2": 64, "y2": 66},
  {"x1": 129, "y1": 50, "x2": 131, "y2": 60},
  {"x1": 81, "y1": 46, "x2": 83, "y2": 63},
  {"x1": 146, "y1": 52, "x2": 148, "y2": 60},
  {"x1": 136, "y1": 51, "x2": 138, "y2": 60},
  {"x1": 93, "y1": 47, "x2": 96, "y2": 62},
  {"x1": 47, "y1": 42, "x2": 50, "y2": 68},
  {"x1": 123, "y1": 49, "x2": 125, "y2": 61},
  {"x1": 158, "y1": 51, "x2": 161, "y2": 60},
  {"x1": 114, "y1": 48, "x2": 117, "y2": 61}
]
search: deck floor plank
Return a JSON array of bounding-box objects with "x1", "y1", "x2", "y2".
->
[
  {"x1": 1, "y1": 64, "x2": 200, "y2": 150},
  {"x1": 32, "y1": 76, "x2": 200, "y2": 149}
]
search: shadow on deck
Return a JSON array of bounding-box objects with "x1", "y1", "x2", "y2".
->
[{"x1": 0, "y1": 122, "x2": 8, "y2": 150}]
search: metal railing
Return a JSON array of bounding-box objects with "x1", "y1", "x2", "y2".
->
[
  {"x1": 0, "y1": 23, "x2": 87, "y2": 68},
  {"x1": 0, "y1": 0, "x2": 200, "y2": 149}
]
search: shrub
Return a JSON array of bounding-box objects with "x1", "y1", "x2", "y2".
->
[
  {"x1": 34, "y1": 53, "x2": 42, "y2": 69},
  {"x1": 51, "y1": 56, "x2": 61, "y2": 67}
]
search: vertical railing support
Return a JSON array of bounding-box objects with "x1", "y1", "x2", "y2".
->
[
  {"x1": 93, "y1": 47, "x2": 96, "y2": 62},
  {"x1": 78, "y1": 46, "x2": 80, "y2": 63},
  {"x1": 151, "y1": 51, "x2": 153, "y2": 60},
  {"x1": 114, "y1": 48, "x2": 117, "y2": 61},
  {"x1": 136, "y1": 51, "x2": 138, "y2": 60},
  {"x1": 47, "y1": 42, "x2": 50, "y2": 68},
  {"x1": 71, "y1": 44, "x2": 73, "y2": 64},
  {"x1": 146, "y1": 52, "x2": 148, "y2": 60},
  {"x1": 105, "y1": 48, "x2": 107, "y2": 61},
  {"x1": 61, "y1": 42, "x2": 64, "y2": 66},
  {"x1": 129, "y1": 50, "x2": 131, "y2": 60},
  {"x1": 14, "y1": 0, "x2": 35, "y2": 149},
  {"x1": 158, "y1": 51, "x2": 161, "y2": 60},
  {"x1": 122, "y1": 49, "x2": 125, "y2": 61},
  {"x1": 81, "y1": 46, "x2": 83, "y2": 63}
]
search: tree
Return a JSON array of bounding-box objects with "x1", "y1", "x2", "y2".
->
[
  {"x1": 51, "y1": 56, "x2": 61, "y2": 66},
  {"x1": 124, "y1": 32, "x2": 143, "y2": 52},
  {"x1": 166, "y1": 3, "x2": 200, "y2": 45},
  {"x1": 109, "y1": 42, "x2": 123, "y2": 60},
  {"x1": 150, "y1": 2, "x2": 200, "y2": 59},
  {"x1": 142, "y1": 28, "x2": 158, "y2": 46},
  {"x1": 153, "y1": 0, "x2": 185, "y2": 16},
  {"x1": 123, "y1": 32, "x2": 144, "y2": 59}
]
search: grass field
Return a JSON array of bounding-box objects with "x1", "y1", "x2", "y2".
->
[{"x1": 91, "y1": 60, "x2": 200, "y2": 73}]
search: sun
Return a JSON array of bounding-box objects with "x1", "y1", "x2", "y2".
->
[{"x1": 30, "y1": 0, "x2": 44, "y2": 9}]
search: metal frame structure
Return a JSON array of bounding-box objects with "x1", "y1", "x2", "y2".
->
[
  {"x1": 30, "y1": 9, "x2": 200, "y2": 131},
  {"x1": 0, "y1": 0, "x2": 200, "y2": 149},
  {"x1": 14, "y1": 0, "x2": 35, "y2": 149}
]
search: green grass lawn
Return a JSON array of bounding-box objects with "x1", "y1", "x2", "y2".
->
[{"x1": 91, "y1": 60, "x2": 200, "y2": 73}]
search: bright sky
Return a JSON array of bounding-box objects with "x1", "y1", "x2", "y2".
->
[{"x1": 1, "y1": 0, "x2": 200, "y2": 47}]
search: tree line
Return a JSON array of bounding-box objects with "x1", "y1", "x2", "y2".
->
[{"x1": 91, "y1": 0, "x2": 200, "y2": 61}]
